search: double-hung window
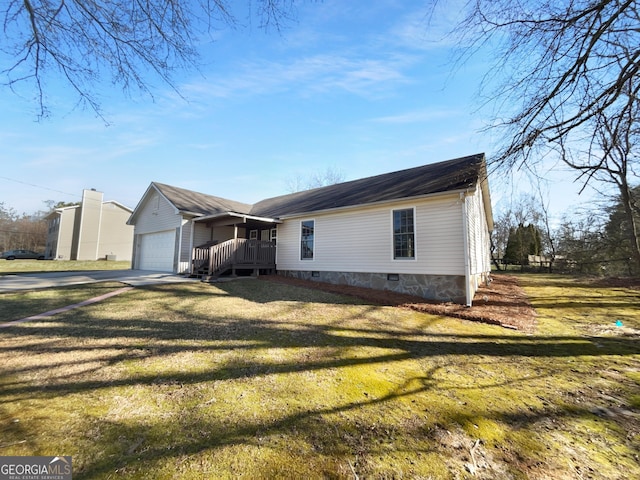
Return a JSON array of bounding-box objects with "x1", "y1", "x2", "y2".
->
[
  {"x1": 300, "y1": 220, "x2": 315, "y2": 260},
  {"x1": 393, "y1": 208, "x2": 415, "y2": 259}
]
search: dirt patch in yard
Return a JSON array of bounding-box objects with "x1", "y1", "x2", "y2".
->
[{"x1": 261, "y1": 274, "x2": 537, "y2": 333}]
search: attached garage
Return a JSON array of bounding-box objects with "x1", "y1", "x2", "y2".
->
[{"x1": 137, "y1": 230, "x2": 176, "y2": 272}]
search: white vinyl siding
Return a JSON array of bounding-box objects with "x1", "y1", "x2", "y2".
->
[
  {"x1": 277, "y1": 195, "x2": 465, "y2": 275},
  {"x1": 465, "y1": 188, "x2": 492, "y2": 276},
  {"x1": 98, "y1": 203, "x2": 134, "y2": 261},
  {"x1": 133, "y1": 191, "x2": 182, "y2": 234},
  {"x1": 55, "y1": 208, "x2": 79, "y2": 260}
]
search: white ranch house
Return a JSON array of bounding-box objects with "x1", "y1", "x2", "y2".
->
[{"x1": 127, "y1": 154, "x2": 494, "y2": 305}]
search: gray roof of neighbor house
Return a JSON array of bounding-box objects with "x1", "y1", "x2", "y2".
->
[
  {"x1": 250, "y1": 153, "x2": 487, "y2": 218},
  {"x1": 152, "y1": 182, "x2": 253, "y2": 216}
]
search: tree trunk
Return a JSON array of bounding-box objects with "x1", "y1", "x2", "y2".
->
[{"x1": 619, "y1": 183, "x2": 640, "y2": 275}]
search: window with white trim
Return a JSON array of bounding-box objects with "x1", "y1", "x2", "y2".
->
[
  {"x1": 300, "y1": 220, "x2": 314, "y2": 260},
  {"x1": 393, "y1": 208, "x2": 415, "y2": 259}
]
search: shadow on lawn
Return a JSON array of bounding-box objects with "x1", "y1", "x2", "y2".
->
[
  {"x1": 1, "y1": 281, "x2": 639, "y2": 477},
  {"x1": 50, "y1": 368, "x2": 640, "y2": 478},
  {"x1": 1, "y1": 283, "x2": 638, "y2": 402},
  {"x1": 72, "y1": 370, "x2": 616, "y2": 479}
]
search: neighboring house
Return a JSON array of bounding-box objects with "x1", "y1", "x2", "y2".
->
[
  {"x1": 127, "y1": 153, "x2": 494, "y2": 305},
  {"x1": 45, "y1": 189, "x2": 134, "y2": 261}
]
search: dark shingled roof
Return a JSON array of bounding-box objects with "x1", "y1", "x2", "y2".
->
[
  {"x1": 153, "y1": 182, "x2": 252, "y2": 216},
  {"x1": 142, "y1": 154, "x2": 487, "y2": 221},
  {"x1": 250, "y1": 153, "x2": 486, "y2": 218}
]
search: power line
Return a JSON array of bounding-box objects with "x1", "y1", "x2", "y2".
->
[{"x1": 0, "y1": 175, "x2": 81, "y2": 199}]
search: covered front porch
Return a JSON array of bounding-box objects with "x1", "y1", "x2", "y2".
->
[{"x1": 190, "y1": 212, "x2": 279, "y2": 279}]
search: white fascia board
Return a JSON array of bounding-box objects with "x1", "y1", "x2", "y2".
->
[
  {"x1": 43, "y1": 205, "x2": 79, "y2": 220},
  {"x1": 127, "y1": 183, "x2": 179, "y2": 225},
  {"x1": 193, "y1": 212, "x2": 281, "y2": 224},
  {"x1": 103, "y1": 200, "x2": 133, "y2": 213}
]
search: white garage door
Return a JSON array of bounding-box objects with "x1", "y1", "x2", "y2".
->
[{"x1": 139, "y1": 230, "x2": 175, "y2": 272}]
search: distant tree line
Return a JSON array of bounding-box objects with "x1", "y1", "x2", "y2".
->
[
  {"x1": 0, "y1": 200, "x2": 78, "y2": 254},
  {"x1": 493, "y1": 185, "x2": 640, "y2": 276},
  {"x1": 0, "y1": 202, "x2": 47, "y2": 253}
]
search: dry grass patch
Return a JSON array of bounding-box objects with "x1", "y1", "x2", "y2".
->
[{"x1": 0, "y1": 276, "x2": 638, "y2": 479}]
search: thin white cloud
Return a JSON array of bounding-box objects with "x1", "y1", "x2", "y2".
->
[
  {"x1": 17, "y1": 129, "x2": 159, "y2": 169},
  {"x1": 183, "y1": 52, "x2": 415, "y2": 101},
  {"x1": 385, "y1": 1, "x2": 471, "y2": 51}
]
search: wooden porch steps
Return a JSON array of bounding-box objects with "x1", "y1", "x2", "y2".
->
[{"x1": 191, "y1": 238, "x2": 276, "y2": 279}]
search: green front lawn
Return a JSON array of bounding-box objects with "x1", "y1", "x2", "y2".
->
[
  {"x1": 0, "y1": 259, "x2": 131, "y2": 275},
  {"x1": 0, "y1": 276, "x2": 638, "y2": 479}
]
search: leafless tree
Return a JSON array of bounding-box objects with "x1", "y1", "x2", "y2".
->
[
  {"x1": 531, "y1": 181, "x2": 559, "y2": 272},
  {"x1": 0, "y1": 202, "x2": 47, "y2": 252},
  {"x1": 428, "y1": 1, "x2": 639, "y2": 171},
  {"x1": 1, "y1": 1, "x2": 295, "y2": 118},
  {"x1": 559, "y1": 88, "x2": 640, "y2": 271},
  {"x1": 285, "y1": 166, "x2": 346, "y2": 193},
  {"x1": 429, "y1": 0, "x2": 639, "y2": 271}
]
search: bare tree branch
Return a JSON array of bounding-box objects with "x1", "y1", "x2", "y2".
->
[
  {"x1": 0, "y1": 1, "x2": 296, "y2": 118},
  {"x1": 431, "y1": 0, "x2": 639, "y2": 171}
]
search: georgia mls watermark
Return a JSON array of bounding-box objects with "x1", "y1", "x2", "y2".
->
[{"x1": 0, "y1": 456, "x2": 72, "y2": 480}]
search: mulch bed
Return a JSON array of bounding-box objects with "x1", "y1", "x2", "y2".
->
[{"x1": 260, "y1": 274, "x2": 537, "y2": 333}]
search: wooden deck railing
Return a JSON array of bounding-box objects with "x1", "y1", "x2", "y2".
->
[{"x1": 191, "y1": 239, "x2": 276, "y2": 276}]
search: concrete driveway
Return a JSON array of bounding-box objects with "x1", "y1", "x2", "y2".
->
[{"x1": 0, "y1": 270, "x2": 199, "y2": 292}]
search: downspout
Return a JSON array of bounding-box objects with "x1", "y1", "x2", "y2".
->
[{"x1": 461, "y1": 192, "x2": 472, "y2": 307}]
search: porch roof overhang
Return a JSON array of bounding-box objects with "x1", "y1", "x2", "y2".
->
[{"x1": 193, "y1": 211, "x2": 281, "y2": 225}]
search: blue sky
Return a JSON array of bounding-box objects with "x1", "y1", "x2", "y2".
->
[{"x1": 0, "y1": 1, "x2": 594, "y2": 220}]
